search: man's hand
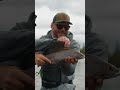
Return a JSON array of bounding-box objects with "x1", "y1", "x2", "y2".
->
[
  {"x1": 85, "y1": 74, "x2": 104, "y2": 90},
  {"x1": 0, "y1": 66, "x2": 34, "y2": 90},
  {"x1": 57, "y1": 36, "x2": 70, "y2": 48},
  {"x1": 65, "y1": 56, "x2": 78, "y2": 64},
  {"x1": 35, "y1": 53, "x2": 51, "y2": 66}
]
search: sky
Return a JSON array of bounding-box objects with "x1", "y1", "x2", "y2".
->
[{"x1": 35, "y1": 0, "x2": 85, "y2": 47}]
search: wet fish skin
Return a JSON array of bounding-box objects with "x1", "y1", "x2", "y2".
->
[{"x1": 46, "y1": 49, "x2": 85, "y2": 64}]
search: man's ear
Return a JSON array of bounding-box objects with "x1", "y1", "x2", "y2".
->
[
  {"x1": 51, "y1": 23, "x2": 54, "y2": 28},
  {"x1": 51, "y1": 23, "x2": 53, "y2": 28}
]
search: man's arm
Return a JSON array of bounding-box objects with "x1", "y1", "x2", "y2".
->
[
  {"x1": 35, "y1": 53, "x2": 51, "y2": 66},
  {"x1": 60, "y1": 39, "x2": 80, "y2": 75},
  {"x1": 35, "y1": 36, "x2": 55, "y2": 66},
  {"x1": 35, "y1": 36, "x2": 57, "y2": 54}
]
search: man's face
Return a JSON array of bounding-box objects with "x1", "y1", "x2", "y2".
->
[{"x1": 51, "y1": 22, "x2": 70, "y2": 38}]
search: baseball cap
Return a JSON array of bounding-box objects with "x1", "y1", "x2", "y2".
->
[{"x1": 52, "y1": 12, "x2": 73, "y2": 25}]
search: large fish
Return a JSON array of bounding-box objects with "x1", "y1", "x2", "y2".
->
[
  {"x1": 38, "y1": 40, "x2": 85, "y2": 64},
  {"x1": 86, "y1": 54, "x2": 120, "y2": 79},
  {"x1": 46, "y1": 49, "x2": 85, "y2": 64}
]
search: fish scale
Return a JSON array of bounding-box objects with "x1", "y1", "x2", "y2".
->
[{"x1": 46, "y1": 49, "x2": 85, "y2": 64}]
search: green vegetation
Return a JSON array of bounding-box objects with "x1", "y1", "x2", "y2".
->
[{"x1": 80, "y1": 45, "x2": 85, "y2": 54}]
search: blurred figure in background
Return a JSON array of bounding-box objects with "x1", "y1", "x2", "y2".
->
[{"x1": 0, "y1": 11, "x2": 36, "y2": 90}]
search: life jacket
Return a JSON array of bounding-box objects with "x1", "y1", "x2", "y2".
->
[{"x1": 41, "y1": 63, "x2": 73, "y2": 89}]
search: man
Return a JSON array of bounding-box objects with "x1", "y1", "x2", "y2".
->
[
  {"x1": 35, "y1": 12, "x2": 80, "y2": 90},
  {"x1": 85, "y1": 15, "x2": 108, "y2": 90}
]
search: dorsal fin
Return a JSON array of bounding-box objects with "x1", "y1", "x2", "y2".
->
[{"x1": 44, "y1": 41, "x2": 70, "y2": 55}]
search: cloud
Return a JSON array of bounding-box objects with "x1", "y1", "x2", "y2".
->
[
  {"x1": 35, "y1": 0, "x2": 85, "y2": 15},
  {"x1": 35, "y1": 6, "x2": 85, "y2": 33}
]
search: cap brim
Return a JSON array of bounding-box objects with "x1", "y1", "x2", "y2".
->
[
  {"x1": 69, "y1": 22, "x2": 73, "y2": 25},
  {"x1": 55, "y1": 20, "x2": 73, "y2": 25}
]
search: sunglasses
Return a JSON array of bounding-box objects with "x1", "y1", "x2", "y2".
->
[{"x1": 56, "y1": 24, "x2": 70, "y2": 31}]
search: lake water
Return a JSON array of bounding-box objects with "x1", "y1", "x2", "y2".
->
[{"x1": 35, "y1": 59, "x2": 85, "y2": 90}]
